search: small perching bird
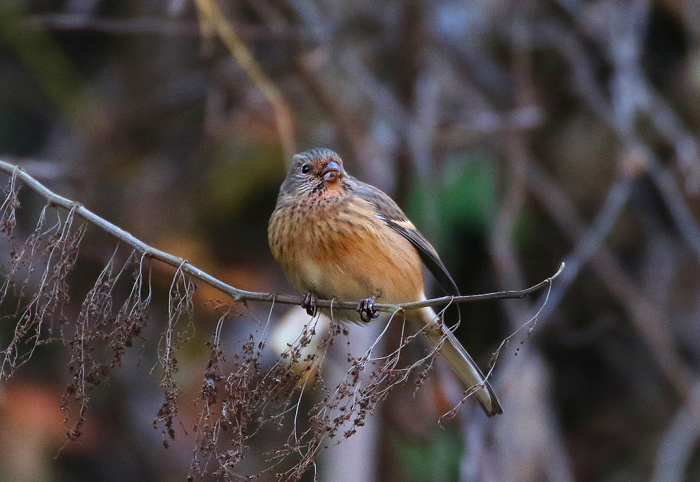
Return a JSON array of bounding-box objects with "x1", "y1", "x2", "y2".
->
[{"x1": 268, "y1": 148, "x2": 502, "y2": 416}]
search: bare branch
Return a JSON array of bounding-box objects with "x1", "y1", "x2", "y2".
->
[
  {"x1": 527, "y1": 160, "x2": 696, "y2": 398},
  {"x1": 193, "y1": 0, "x2": 296, "y2": 161},
  {"x1": 28, "y1": 14, "x2": 304, "y2": 41},
  {"x1": 0, "y1": 160, "x2": 561, "y2": 314},
  {"x1": 531, "y1": 162, "x2": 636, "y2": 322},
  {"x1": 652, "y1": 382, "x2": 700, "y2": 482}
]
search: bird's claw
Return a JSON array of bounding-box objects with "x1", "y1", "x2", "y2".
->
[
  {"x1": 357, "y1": 296, "x2": 379, "y2": 323},
  {"x1": 301, "y1": 293, "x2": 317, "y2": 316}
]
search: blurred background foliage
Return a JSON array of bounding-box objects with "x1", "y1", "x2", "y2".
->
[{"x1": 1, "y1": 0, "x2": 700, "y2": 481}]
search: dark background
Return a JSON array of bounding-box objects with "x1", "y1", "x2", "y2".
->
[{"x1": 1, "y1": 0, "x2": 700, "y2": 481}]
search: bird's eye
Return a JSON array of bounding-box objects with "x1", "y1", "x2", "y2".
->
[{"x1": 301, "y1": 164, "x2": 311, "y2": 174}]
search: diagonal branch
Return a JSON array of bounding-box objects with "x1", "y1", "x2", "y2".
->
[
  {"x1": 0, "y1": 159, "x2": 563, "y2": 314},
  {"x1": 193, "y1": 0, "x2": 296, "y2": 161}
]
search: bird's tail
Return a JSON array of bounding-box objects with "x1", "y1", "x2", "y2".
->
[{"x1": 413, "y1": 306, "x2": 503, "y2": 417}]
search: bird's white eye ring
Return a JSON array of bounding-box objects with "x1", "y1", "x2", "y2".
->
[{"x1": 301, "y1": 164, "x2": 311, "y2": 174}]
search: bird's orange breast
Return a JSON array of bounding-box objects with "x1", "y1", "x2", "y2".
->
[{"x1": 269, "y1": 191, "x2": 424, "y2": 305}]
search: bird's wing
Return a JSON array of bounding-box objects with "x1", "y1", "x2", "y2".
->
[{"x1": 352, "y1": 182, "x2": 461, "y2": 296}]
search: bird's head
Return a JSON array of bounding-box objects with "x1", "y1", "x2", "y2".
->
[{"x1": 280, "y1": 148, "x2": 346, "y2": 196}]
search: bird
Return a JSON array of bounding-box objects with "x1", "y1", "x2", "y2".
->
[{"x1": 268, "y1": 148, "x2": 502, "y2": 417}]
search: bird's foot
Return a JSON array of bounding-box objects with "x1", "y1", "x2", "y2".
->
[
  {"x1": 357, "y1": 295, "x2": 379, "y2": 323},
  {"x1": 301, "y1": 293, "x2": 317, "y2": 316}
]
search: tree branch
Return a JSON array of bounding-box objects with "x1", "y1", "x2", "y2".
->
[
  {"x1": 193, "y1": 0, "x2": 296, "y2": 161},
  {"x1": 0, "y1": 159, "x2": 563, "y2": 314}
]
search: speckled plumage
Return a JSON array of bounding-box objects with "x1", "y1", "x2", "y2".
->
[{"x1": 268, "y1": 148, "x2": 502, "y2": 416}]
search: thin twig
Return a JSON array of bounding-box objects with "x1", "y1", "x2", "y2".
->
[{"x1": 0, "y1": 159, "x2": 562, "y2": 314}]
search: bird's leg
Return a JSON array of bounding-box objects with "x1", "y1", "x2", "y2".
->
[
  {"x1": 301, "y1": 292, "x2": 317, "y2": 316},
  {"x1": 357, "y1": 295, "x2": 379, "y2": 322}
]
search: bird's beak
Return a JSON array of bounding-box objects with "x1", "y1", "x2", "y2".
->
[{"x1": 322, "y1": 160, "x2": 341, "y2": 182}]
